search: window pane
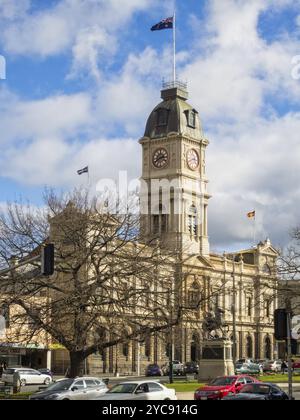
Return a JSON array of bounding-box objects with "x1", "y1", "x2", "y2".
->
[
  {"x1": 85, "y1": 380, "x2": 97, "y2": 387},
  {"x1": 74, "y1": 380, "x2": 85, "y2": 389},
  {"x1": 148, "y1": 383, "x2": 163, "y2": 392}
]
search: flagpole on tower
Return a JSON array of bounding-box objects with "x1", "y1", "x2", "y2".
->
[
  {"x1": 173, "y1": 10, "x2": 176, "y2": 84},
  {"x1": 253, "y1": 210, "x2": 256, "y2": 245}
]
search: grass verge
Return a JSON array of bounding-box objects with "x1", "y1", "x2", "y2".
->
[
  {"x1": 165, "y1": 382, "x2": 203, "y2": 393},
  {"x1": 0, "y1": 392, "x2": 33, "y2": 400}
]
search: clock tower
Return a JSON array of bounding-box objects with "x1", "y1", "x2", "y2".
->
[{"x1": 139, "y1": 82, "x2": 211, "y2": 257}]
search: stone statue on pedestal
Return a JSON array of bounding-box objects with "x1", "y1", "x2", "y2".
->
[{"x1": 202, "y1": 308, "x2": 229, "y2": 340}]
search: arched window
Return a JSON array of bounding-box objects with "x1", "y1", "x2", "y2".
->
[
  {"x1": 122, "y1": 343, "x2": 129, "y2": 358},
  {"x1": 191, "y1": 333, "x2": 201, "y2": 362},
  {"x1": 188, "y1": 205, "x2": 197, "y2": 236},
  {"x1": 247, "y1": 297, "x2": 252, "y2": 317},
  {"x1": 265, "y1": 299, "x2": 271, "y2": 318},
  {"x1": 265, "y1": 337, "x2": 271, "y2": 360},
  {"x1": 152, "y1": 204, "x2": 168, "y2": 235},
  {"x1": 145, "y1": 336, "x2": 151, "y2": 359},
  {"x1": 212, "y1": 293, "x2": 219, "y2": 312},
  {"x1": 246, "y1": 336, "x2": 253, "y2": 358},
  {"x1": 165, "y1": 342, "x2": 171, "y2": 358}
]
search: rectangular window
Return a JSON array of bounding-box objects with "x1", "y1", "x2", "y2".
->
[
  {"x1": 153, "y1": 215, "x2": 159, "y2": 234},
  {"x1": 1, "y1": 305, "x2": 10, "y2": 328},
  {"x1": 157, "y1": 109, "x2": 168, "y2": 126},
  {"x1": 189, "y1": 111, "x2": 196, "y2": 128},
  {"x1": 247, "y1": 298, "x2": 252, "y2": 317},
  {"x1": 161, "y1": 215, "x2": 167, "y2": 233}
]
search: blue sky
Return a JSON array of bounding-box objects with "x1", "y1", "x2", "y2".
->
[{"x1": 1, "y1": 0, "x2": 300, "y2": 252}]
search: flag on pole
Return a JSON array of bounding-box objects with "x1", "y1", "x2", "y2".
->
[
  {"x1": 77, "y1": 166, "x2": 89, "y2": 176},
  {"x1": 151, "y1": 17, "x2": 174, "y2": 31},
  {"x1": 247, "y1": 211, "x2": 256, "y2": 219}
]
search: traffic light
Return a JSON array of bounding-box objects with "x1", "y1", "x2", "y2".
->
[
  {"x1": 41, "y1": 244, "x2": 55, "y2": 276},
  {"x1": 274, "y1": 309, "x2": 288, "y2": 340}
]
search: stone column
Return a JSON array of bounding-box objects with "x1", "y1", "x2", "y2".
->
[{"x1": 46, "y1": 350, "x2": 52, "y2": 370}]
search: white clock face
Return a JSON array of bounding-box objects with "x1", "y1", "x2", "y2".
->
[
  {"x1": 153, "y1": 148, "x2": 168, "y2": 169},
  {"x1": 187, "y1": 149, "x2": 199, "y2": 170}
]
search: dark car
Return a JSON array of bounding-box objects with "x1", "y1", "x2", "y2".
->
[
  {"x1": 184, "y1": 362, "x2": 199, "y2": 375},
  {"x1": 145, "y1": 364, "x2": 162, "y2": 377},
  {"x1": 223, "y1": 383, "x2": 289, "y2": 401},
  {"x1": 38, "y1": 368, "x2": 54, "y2": 379}
]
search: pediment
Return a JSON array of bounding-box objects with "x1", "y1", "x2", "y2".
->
[
  {"x1": 183, "y1": 253, "x2": 214, "y2": 269},
  {"x1": 258, "y1": 244, "x2": 279, "y2": 257}
]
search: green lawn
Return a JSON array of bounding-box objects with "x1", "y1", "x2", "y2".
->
[
  {"x1": 259, "y1": 374, "x2": 300, "y2": 383},
  {"x1": 165, "y1": 382, "x2": 203, "y2": 393},
  {"x1": 0, "y1": 392, "x2": 33, "y2": 400}
]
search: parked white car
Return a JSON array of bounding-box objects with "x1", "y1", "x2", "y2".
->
[
  {"x1": 96, "y1": 381, "x2": 177, "y2": 401},
  {"x1": 2, "y1": 368, "x2": 52, "y2": 386},
  {"x1": 270, "y1": 360, "x2": 283, "y2": 373}
]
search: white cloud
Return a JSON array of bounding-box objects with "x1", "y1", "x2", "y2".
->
[
  {"x1": 0, "y1": 90, "x2": 92, "y2": 144},
  {"x1": 1, "y1": 0, "x2": 300, "y2": 252},
  {"x1": 178, "y1": 0, "x2": 300, "y2": 250},
  {"x1": 1, "y1": 136, "x2": 140, "y2": 188},
  {"x1": 95, "y1": 47, "x2": 174, "y2": 135},
  {"x1": 68, "y1": 26, "x2": 116, "y2": 81},
  {"x1": 207, "y1": 113, "x2": 300, "y2": 249},
  {"x1": 0, "y1": 0, "x2": 30, "y2": 20},
  {"x1": 0, "y1": 0, "x2": 168, "y2": 59}
]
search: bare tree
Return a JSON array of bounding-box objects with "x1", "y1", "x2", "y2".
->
[{"x1": 0, "y1": 189, "x2": 216, "y2": 377}]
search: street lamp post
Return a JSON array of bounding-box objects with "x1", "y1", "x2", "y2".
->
[
  {"x1": 137, "y1": 341, "x2": 141, "y2": 377},
  {"x1": 285, "y1": 300, "x2": 294, "y2": 400},
  {"x1": 231, "y1": 259, "x2": 237, "y2": 365}
]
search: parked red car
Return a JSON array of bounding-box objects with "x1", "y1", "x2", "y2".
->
[
  {"x1": 293, "y1": 361, "x2": 300, "y2": 370},
  {"x1": 194, "y1": 375, "x2": 260, "y2": 400}
]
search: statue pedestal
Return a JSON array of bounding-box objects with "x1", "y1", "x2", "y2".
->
[{"x1": 198, "y1": 339, "x2": 234, "y2": 381}]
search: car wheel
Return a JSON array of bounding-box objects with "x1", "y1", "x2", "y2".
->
[
  {"x1": 164, "y1": 398, "x2": 171, "y2": 401},
  {"x1": 20, "y1": 379, "x2": 26, "y2": 387},
  {"x1": 44, "y1": 378, "x2": 51, "y2": 385}
]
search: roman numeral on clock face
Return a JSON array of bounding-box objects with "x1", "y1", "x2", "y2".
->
[
  {"x1": 153, "y1": 148, "x2": 168, "y2": 168},
  {"x1": 187, "y1": 149, "x2": 199, "y2": 170}
]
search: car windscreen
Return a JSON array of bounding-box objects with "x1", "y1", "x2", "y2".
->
[
  {"x1": 209, "y1": 377, "x2": 236, "y2": 386},
  {"x1": 241, "y1": 384, "x2": 270, "y2": 395},
  {"x1": 108, "y1": 384, "x2": 137, "y2": 394},
  {"x1": 46, "y1": 379, "x2": 74, "y2": 391}
]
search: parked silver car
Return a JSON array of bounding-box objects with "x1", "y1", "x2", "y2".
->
[
  {"x1": 2, "y1": 368, "x2": 52, "y2": 386},
  {"x1": 30, "y1": 377, "x2": 108, "y2": 400}
]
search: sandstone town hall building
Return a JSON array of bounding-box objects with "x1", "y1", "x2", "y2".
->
[{"x1": 52, "y1": 81, "x2": 279, "y2": 375}]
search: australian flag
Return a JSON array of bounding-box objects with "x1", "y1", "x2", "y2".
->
[
  {"x1": 77, "y1": 166, "x2": 89, "y2": 176},
  {"x1": 151, "y1": 16, "x2": 173, "y2": 31}
]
